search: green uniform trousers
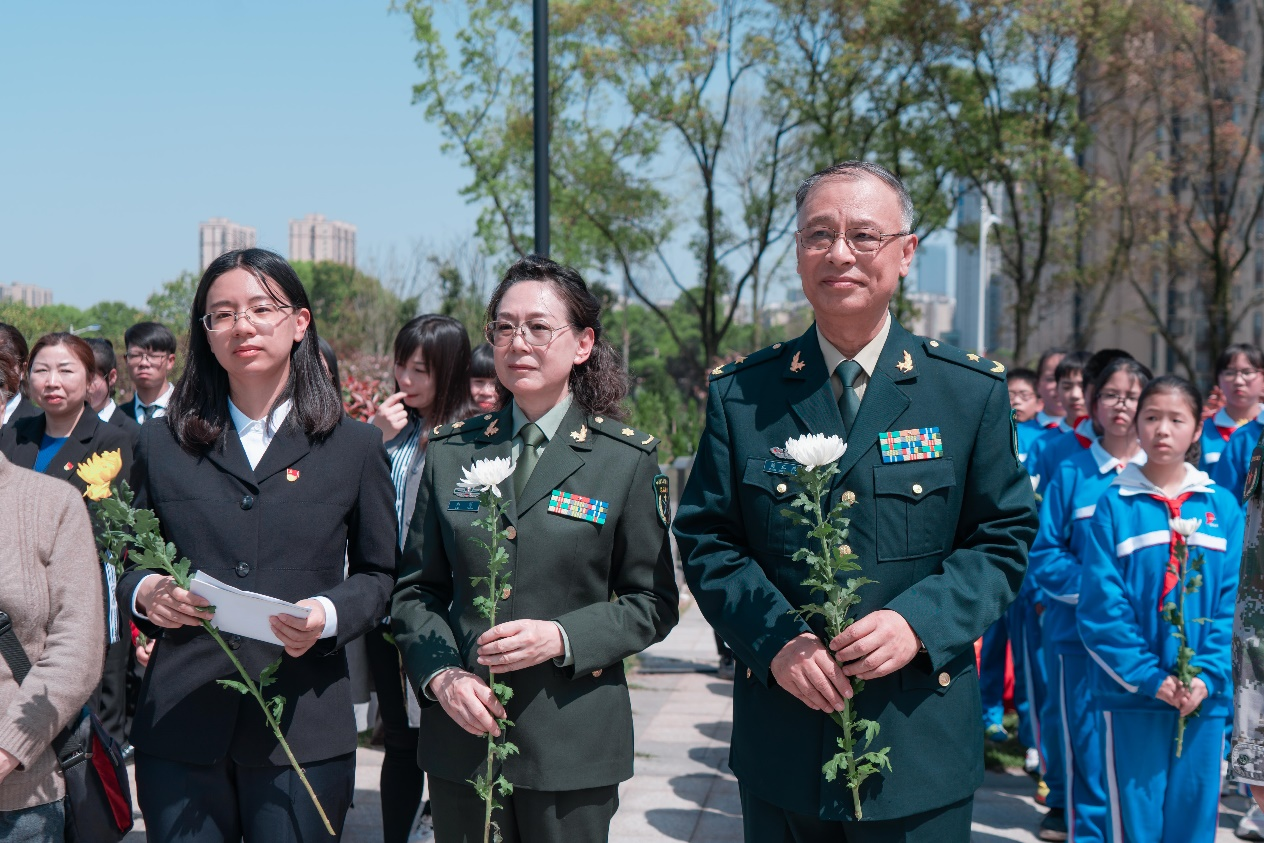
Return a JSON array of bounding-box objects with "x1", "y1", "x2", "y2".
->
[
  {"x1": 429, "y1": 776, "x2": 619, "y2": 843},
  {"x1": 741, "y1": 787, "x2": 973, "y2": 843}
]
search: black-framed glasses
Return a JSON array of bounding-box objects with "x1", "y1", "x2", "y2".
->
[
  {"x1": 795, "y1": 226, "x2": 911, "y2": 254},
  {"x1": 1098, "y1": 391, "x2": 1140, "y2": 407},
  {"x1": 484, "y1": 320, "x2": 573, "y2": 347},
  {"x1": 201, "y1": 304, "x2": 294, "y2": 333},
  {"x1": 1224, "y1": 368, "x2": 1262, "y2": 381},
  {"x1": 124, "y1": 350, "x2": 170, "y2": 364}
]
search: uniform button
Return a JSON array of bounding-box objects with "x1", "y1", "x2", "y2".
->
[
  {"x1": 506, "y1": 526, "x2": 517, "y2": 540},
  {"x1": 236, "y1": 562, "x2": 250, "y2": 577},
  {"x1": 938, "y1": 671, "x2": 951, "y2": 687},
  {"x1": 912, "y1": 484, "x2": 923, "y2": 495},
  {"x1": 592, "y1": 669, "x2": 603, "y2": 678},
  {"x1": 241, "y1": 495, "x2": 254, "y2": 510},
  {"x1": 775, "y1": 483, "x2": 788, "y2": 494},
  {"x1": 746, "y1": 668, "x2": 752, "y2": 679},
  {"x1": 228, "y1": 635, "x2": 242, "y2": 651}
]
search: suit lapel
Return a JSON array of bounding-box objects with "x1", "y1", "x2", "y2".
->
[
  {"x1": 786, "y1": 325, "x2": 844, "y2": 438},
  {"x1": 516, "y1": 401, "x2": 589, "y2": 518},
  {"x1": 44, "y1": 404, "x2": 102, "y2": 481},
  {"x1": 254, "y1": 420, "x2": 312, "y2": 484},
  {"x1": 834, "y1": 321, "x2": 917, "y2": 482},
  {"x1": 204, "y1": 428, "x2": 259, "y2": 490}
]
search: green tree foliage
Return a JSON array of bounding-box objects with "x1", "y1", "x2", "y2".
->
[
  {"x1": 146, "y1": 270, "x2": 199, "y2": 334},
  {"x1": 293, "y1": 261, "x2": 419, "y2": 357}
]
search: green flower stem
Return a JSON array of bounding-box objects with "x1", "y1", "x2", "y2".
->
[
  {"x1": 196, "y1": 619, "x2": 335, "y2": 836},
  {"x1": 1166, "y1": 537, "x2": 1205, "y2": 758}
]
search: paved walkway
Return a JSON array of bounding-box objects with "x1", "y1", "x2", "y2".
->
[{"x1": 123, "y1": 601, "x2": 1251, "y2": 840}]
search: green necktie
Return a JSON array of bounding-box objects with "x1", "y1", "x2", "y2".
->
[
  {"x1": 836, "y1": 360, "x2": 863, "y2": 435},
  {"x1": 514, "y1": 422, "x2": 546, "y2": 498}
]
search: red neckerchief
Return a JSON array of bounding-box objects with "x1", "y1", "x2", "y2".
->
[
  {"x1": 1148, "y1": 492, "x2": 1196, "y2": 610},
  {"x1": 1072, "y1": 416, "x2": 1092, "y2": 449}
]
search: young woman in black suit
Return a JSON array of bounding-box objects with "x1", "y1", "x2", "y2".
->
[{"x1": 117, "y1": 248, "x2": 398, "y2": 843}]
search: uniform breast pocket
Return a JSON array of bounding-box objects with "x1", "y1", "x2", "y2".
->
[
  {"x1": 872, "y1": 458, "x2": 957, "y2": 562},
  {"x1": 739, "y1": 457, "x2": 799, "y2": 556}
]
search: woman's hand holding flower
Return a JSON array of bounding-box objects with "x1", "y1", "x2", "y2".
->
[
  {"x1": 476, "y1": 620, "x2": 565, "y2": 671},
  {"x1": 136, "y1": 575, "x2": 214, "y2": 628},
  {"x1": 430, "y1": 669, "x2": 508, "y2": 737}
]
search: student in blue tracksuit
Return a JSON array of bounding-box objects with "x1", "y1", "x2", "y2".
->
[
  {"x1": 1035, "y1": 348, "x2": 1069, "y2": 430},
  {"x1": 1030, "y1": 357, "x2": 1151, "y2": 843},
  {"x1": 1078, "y1": 376, "x2": 1243, "y2": 843},
  {"x1": 1200, "y1": 343, "x2": 1264, "y2": 474},
  {"x1": 1028, "y1": 352, "x2": 1091, "y2": 496},
  {"x1": 1212, "y1": 416, "x2": 1264, "y2": 506}
]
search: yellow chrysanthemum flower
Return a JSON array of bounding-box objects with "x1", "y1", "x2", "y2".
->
[{"x1": 76, "y1": 450, "x2": 123, "y2": 500}]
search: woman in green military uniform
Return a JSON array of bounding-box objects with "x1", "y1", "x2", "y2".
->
[{"x1": 390, "y1": 255, "x2": 679, "y2": 843}]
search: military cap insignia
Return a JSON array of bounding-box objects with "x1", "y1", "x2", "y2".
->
[
  {"x1": 896, "y1": 350, "x2": 914, "y2": 373},
  {"x1": 654, "y1": 474, "x2": 671, "y2": 527},
  {"x1": 570, "y1": 424, "x2": 588, "y2": 443},
  {"x1": 548, "y1": 490, "x2": 609, "y2": 525},
  {"x1": 790, "y1": 351, "x2": 806, "y2": 373},
  {"x1": 878, "y1": 428, "x2": 944, "y2": 463}
]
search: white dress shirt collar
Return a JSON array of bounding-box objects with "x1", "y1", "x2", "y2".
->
[
  {"x1": 228, "y1": 398, "x2": 293, "y2": 470},
  {"x1": 98, "y1": 398, "x2": 118, "y2": 422},
  {"x1": 2, "y1": 393, "x2": 19, "y2": 425}
]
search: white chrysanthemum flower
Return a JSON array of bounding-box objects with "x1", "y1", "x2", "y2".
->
[
  {"x1": 1170, "y1": 516, "x2": 1202, "y2": 538},
  {"x1": 461, "y1": 456, "x2": 515, "y2": 498},
  {"x1": 1030, "y1": 475, "x2": 1040, "y2": 491},
  {"x1": 784, "y1": 434, "x2": 847, "y2": 471}
]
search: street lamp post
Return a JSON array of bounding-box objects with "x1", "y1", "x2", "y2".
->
[
  {"x1": 533, "y1": 0, "x2": 549, "y2": 257},
  {"x1": 975, "y1": 209, "x2": 1001, "y2": 357}
]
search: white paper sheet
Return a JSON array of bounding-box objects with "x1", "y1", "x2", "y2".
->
[{"x1": 189, "y1": 570, "x2": 311, "y2": 647}]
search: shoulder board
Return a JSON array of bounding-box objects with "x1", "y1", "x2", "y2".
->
[
  {"x1": 429, "y1": 412, "x2": 496, "y2": 441},
  {"x1": 588, "y1": 415, "x2": 659, "y2": 452},
  {"x1": 708, "y1": 340, "x2": 791, "y2": 381},
  {"x1": 921, "y1": 337, "x2": 1007, "y2": 380}
]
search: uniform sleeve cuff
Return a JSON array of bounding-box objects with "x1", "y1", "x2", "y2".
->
[
  {"x1": 552, "y1": 621, "x2": 574, "y2": 667},
  {"x1": 312, "y1": 596, "x2": 338, "y2": 639}
]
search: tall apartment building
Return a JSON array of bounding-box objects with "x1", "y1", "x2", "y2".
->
[
  {"x1": 199, "y1": 218, "x2": 257, "y2": 271},
  {"x1": 953, "y1": 183, "x2": 1007, "y2": 355},
  {"x1": 289, "y1": 214, "x2": 356, "y2": 267},
  {"x1": 0, "y1": 282, "x2": 53, "y2": 307}
]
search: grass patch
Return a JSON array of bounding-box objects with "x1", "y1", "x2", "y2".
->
[{"x1": 983, "y1": 711, "x2": 1028, "y2": 772}]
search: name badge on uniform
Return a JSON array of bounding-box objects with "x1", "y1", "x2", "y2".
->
[
  {"x1": 548, "y1": 490, "x2": 609, "y2": 525},
  {"x1": 879, "y1": 427, "x2": 944, "y2": 463},
  {"x1": 764, "y1": 460, "x2": 798, "y2": 476},
  {"x1": 448, "y1": 500, "x2": 479, "y2": 512}
]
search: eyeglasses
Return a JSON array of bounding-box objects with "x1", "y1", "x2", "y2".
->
[
  {"x1": 1008, "y1": 391, "x2": 1037, "y2": 402},
  {"x1": 1223, "y1": 368, "x2": 1261, "y2": 381},
  {"x1": 484, "y1": 320, "x2": 572, "y2": 348},
  {"x1": 125, "y1": 350, "x2": 170, "y2": 364},
  {"x1": 201, "y1": 304, "x2": 294, "y2": 333},
  {"x1": 795, "y1": 226, "x2": 911, "y2": 254},
  {"x1": 1098, "y1": 391, "x2": 1140, "y2": 407}
]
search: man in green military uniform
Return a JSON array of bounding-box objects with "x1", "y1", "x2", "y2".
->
[{"x1": 673, "y1": 161, "x2": 1038, "y2": 841}]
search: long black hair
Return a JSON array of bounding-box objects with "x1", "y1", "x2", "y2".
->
[
  {"x1": 167, "y1": 248, "x2": 342, "y2": 452},
  {"x1": 484, "y1": 255, "x2": 628, "y2": 419},
  {"x1": 392, "y1": 314, "x2": 474, "y2": 428}
]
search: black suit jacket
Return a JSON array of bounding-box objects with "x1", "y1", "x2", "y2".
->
[
  {"x1": 1, "y1": 402, "x2": 135, "y2": 494},
  {"x1": 103, "y1": 405, "x2": 141, "y2": 448},
  {"x1": 117, "y1": 414, "x2": 398, "y2": 766},
  {"x1": 2, "y1": 395, "x2": 43, "y2": 429}
]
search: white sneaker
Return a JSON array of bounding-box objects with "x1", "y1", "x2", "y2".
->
[
  {"x1": 1238, "y1": 802, "x2": 1264, "y2": 841},
  {"x1": 1025, "y1": 747, "x2": 1041, "y2": 773},
  {"x1": 408, "y1": 810, "x2": 435, "y2": 843}
]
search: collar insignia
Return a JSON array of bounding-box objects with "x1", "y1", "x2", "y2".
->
[
  {"x1": 896, "y1": 350, "x2": 914, "y2": 373},
  {"x1": 789, "y1": 351, "x2": 806, "y2": 373},
  {"x1": 570, "y1": 424, "x2": 588, "y2": 443}
]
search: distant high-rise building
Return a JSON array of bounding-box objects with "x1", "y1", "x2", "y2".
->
[
  {"x1": 0, "y1": 282, "x2": 53, "y2": 307},
  {"x1": 289, "y1": 214, "x2": 356, "y2": 267},
  {"x1": 199, "y1": 218, "x2": 257, "y2": 271},
  {"x1": 953, "y1": 183, "x2": 1005, "y2": 355},
  {"x1": 913, "y1": 242, "x2": 952, "y2": 297}
]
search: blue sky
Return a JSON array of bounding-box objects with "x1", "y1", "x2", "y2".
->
[{"x1": 0, "y1": 1, "x2": 476, "y2": 308}]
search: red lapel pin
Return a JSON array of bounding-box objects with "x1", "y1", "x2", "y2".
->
[
  {"x1": 287, "y1": 468, "x2": 300, "y2": 482},
  {"x1": 63, "y1": 462, "x2": 74, "y2": 471}
]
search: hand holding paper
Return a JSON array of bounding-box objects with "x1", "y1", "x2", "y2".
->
[{"x1": 189, "y1": 571, "x2": 311, "y2": 648}]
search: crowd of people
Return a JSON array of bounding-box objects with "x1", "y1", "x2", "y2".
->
[
  {"x1": 2, "y1": 158, "x2": 1262, "y2": 843},
  {"x1": 990, "y1": 344, "x2": 1264, "y2": 842}
]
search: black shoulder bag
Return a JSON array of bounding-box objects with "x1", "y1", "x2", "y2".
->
[{"x1": 0, "y1": 610, "x2": 134, "y2": 842}]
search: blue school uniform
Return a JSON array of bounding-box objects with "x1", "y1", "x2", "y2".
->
[
  {"x1": 1030, "y1": 443, "x2": 1146, "y2": 843},
  {"x1": 1018, "y1": 416, "x2": 1061, "y2": 469},
  {"x1": 1077, "y1": 464, "x2": 1243, "y2": 843},
  {"x1": 1212, "y1": 417, "x2": 1264, "y2": 503},
  {"x1": 1198, "y1": 408, "x2": 1254, "y2": 473}
]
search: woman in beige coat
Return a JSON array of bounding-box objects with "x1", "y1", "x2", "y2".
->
[{"x1": 0, "y1": 345, "x2": 105, "y2": 842}]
